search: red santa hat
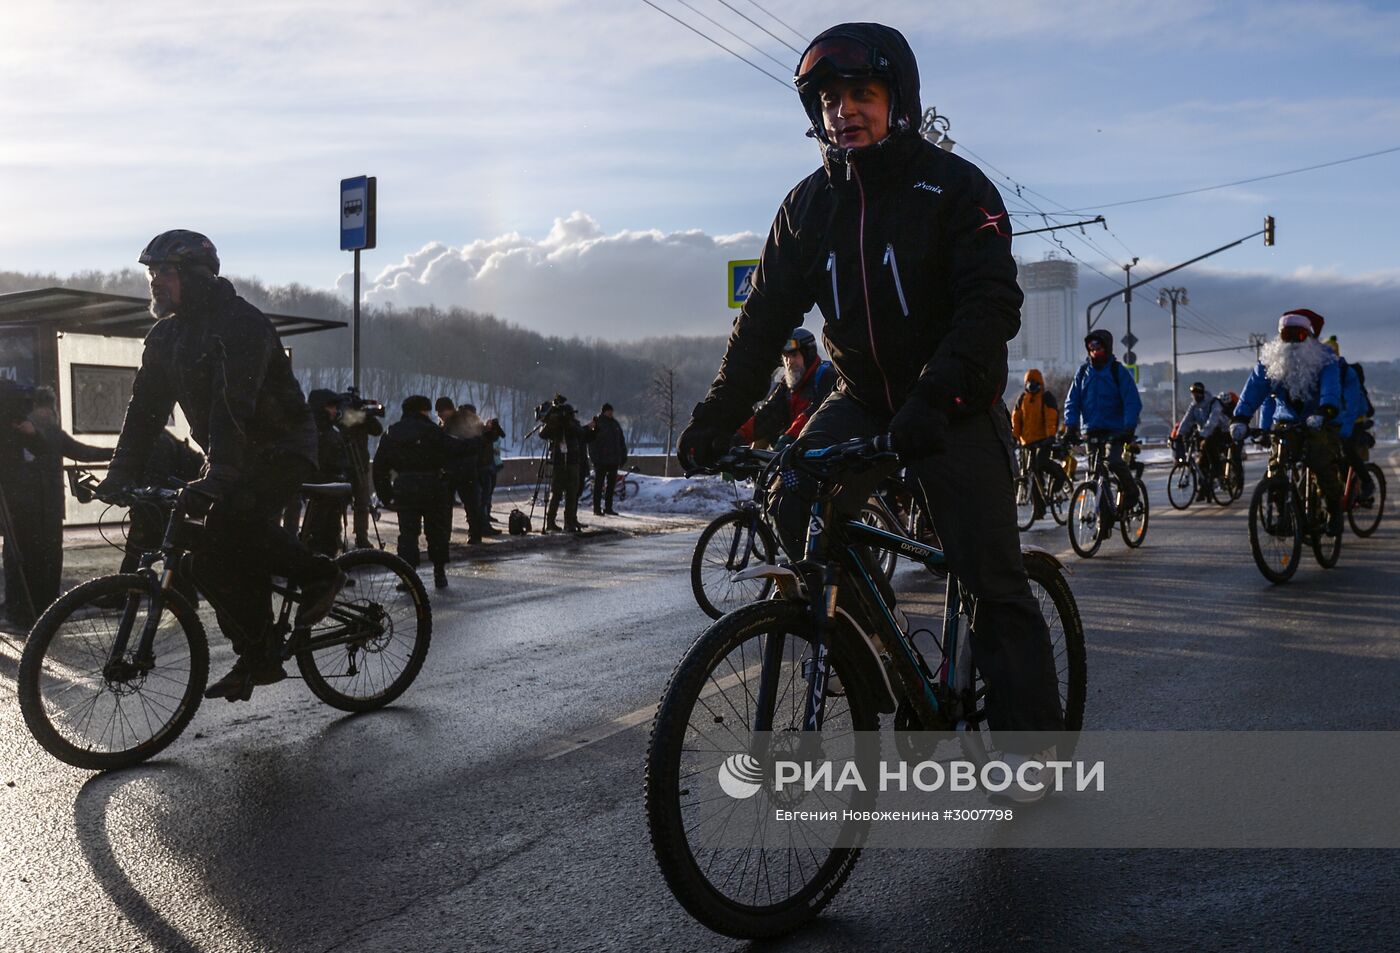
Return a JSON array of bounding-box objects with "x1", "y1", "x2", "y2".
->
[{"x1": 1279, "y1": 308, "x2": 1325, "y2": 337}]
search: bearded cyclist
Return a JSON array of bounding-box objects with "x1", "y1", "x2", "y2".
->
[
  {"x1": 735, "y1": 328, "x2": 835, "y2": 450},
  {"x1": 677, "y1": 22, "x2": 1064, "y2": 796}
]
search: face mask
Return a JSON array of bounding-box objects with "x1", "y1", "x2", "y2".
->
[
  {"x1": 1026, "y1": 381, "x2": 1042, "y2": 394},
  {"x1": 1089, "y1": 351, "x2": 1110, "y2": 369}
]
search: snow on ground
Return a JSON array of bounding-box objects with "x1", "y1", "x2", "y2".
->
[{"x1": 625, "y1": 473, "x2": 751, "y2": 518}]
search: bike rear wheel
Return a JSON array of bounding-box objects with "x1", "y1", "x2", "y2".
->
[
  {"x1": 1068, "y1": 481, "x2": 1103, "y2": 558},
  {"x1": 1248, "y1": 479, "x2": 1302, "y2": 584},
  {"x1": 1348, "y1": 463, "x2": 1385, "y2": 537},
  {"x1": 646, "y1": 600, "x2": 878, "y2": 939},
  {"x1": 1307, "y1": 474, "x2": 1342, "y2": 569},
  {"x1": 17, "y1": 574, "x2": 208, "y2": 771},
  {"x1": 1120, "y1": 479, "x2": 1149, "y2": 548},
  {"x1": 1048, "y1": 477, "x2": 1071, "y2": 526},
  {"x1": 690, "y1": 510, "x2": 778, "y2": 620},
  {"x1": 295, "y1": 549, "x2": 432, "y2": 712}
]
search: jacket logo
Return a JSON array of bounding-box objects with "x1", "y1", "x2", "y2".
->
[
  {"x1": 913, "y1": 181, "x2": 943, "y2": 194},
  {"x1": 976, "y1": 207, "x2": 1010, "y2": 239}
]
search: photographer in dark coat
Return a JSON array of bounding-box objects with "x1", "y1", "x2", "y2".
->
[
  {"x1": 584, "y1": 403, "x2": 628, "y2": 516},
  {"x1": 373, "y1": 395, "x2": 486, "y2": 589},
  {"x1": 302, "y1": 388, "x2": 353, "y2": 556},
  {"x1": 0, "y1": 380, "x2": 46, "y2": 629},
  {"x1": 97, "y1": 230, "x2": 345, "y2": 701},
  {"x1": 538, "y1": 394, "x2": 586, "y2": 533},
  {"x1": 26, "y1": 386, "x2": 113, "y2": 616}
]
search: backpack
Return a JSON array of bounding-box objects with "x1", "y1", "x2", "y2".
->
[
  {"x1": 1346, "y1": 360, "x2": 1376, "y2": 418},
  {"x1": 508, "y1": 507, "x2": 531, "y2": 535}
]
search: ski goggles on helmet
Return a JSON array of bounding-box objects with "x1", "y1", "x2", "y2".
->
[
  {"x1": 794, "y1": 35, "x2": 890, "y2": 92},
  {"x1": 1279, "y1": 325, "x2": 1310, "y2": 343},
  {"x1": 782, "y1": 337, "x2": 806, "y2": 353}
]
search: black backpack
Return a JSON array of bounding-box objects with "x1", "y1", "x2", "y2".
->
[{"x1": 508, "y1": 507, "x2": 531, "y2": 535}]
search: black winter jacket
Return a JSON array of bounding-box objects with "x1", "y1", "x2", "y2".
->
[
  {"x1": 585, "y1": 415, "x2": 628, "y2": 469},
  {"x1": 693, "y1": 26, "x2": 1022, "y2": 428},
  {"x1": 110, "y1": 278, "x2": 316, "y2": 480},
  {"x1": 371, "y1": 413, "x2": 479, "y2": 505}
]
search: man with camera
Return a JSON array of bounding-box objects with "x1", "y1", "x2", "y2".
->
[
  {"x1": 302, "y1": 388, "x2": 355, "y2": 556},
  {"x1": 538, "y1": 395, "x2": 587, "y2": 533},
  {"x1": 97, "y1": 230, "x2": 347, "y2": 701},
  {"x1": 335, "y1": 387, "x2": 385, "y2": 550}
]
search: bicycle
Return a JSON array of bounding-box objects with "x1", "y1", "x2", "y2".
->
[
  {"x1": 1340, "y1": 447, "x2": 1386, "y2": 539},
  {"x1": 579, "y1": 469, "x2": 640, "y2": 507},
  {"x1": 647, "y1": 436, "x2": 1085, "y2": 938},
  {"x1": 1246, "y1": 422, "x2": 1343, "y2": 583},
  {"x1": 690, "y1": 448, "x2": 782, "y2": 620},
  {"x1": 1166, "y1": 437, "x2": 1209, "y2": 510},
  {"x1": 1014, "y1": 440, "x2": 1072, "y2": 530},
  {"x1": 1067, "y1": 434, "x2": 1149, "y2": 558},
  {"x1": 17, "y1": 478, "x2": 432, "y2": 771}
]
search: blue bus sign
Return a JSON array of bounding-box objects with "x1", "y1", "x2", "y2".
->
[{"x1": 340, "y1": 175, "x2": 376, "y2": 251}]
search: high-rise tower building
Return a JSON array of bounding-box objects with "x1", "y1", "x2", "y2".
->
[{"x1": 1011, "y1": 254, "x2": 1078, "y2": 368}]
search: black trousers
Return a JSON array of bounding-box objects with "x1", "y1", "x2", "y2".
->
[
  {"x1": 772, "y1": 391, "x2": 1065, "y2": 744},
  {"x1": 120, "y1": 502, "x2": 201, "y2": 607},
  {"x1": 593, "y1": 465, "x2": 618, "y2": 513},
  {"x1": 190, "y1": 455, "x2": 330, "y2": 656},
  {"x1": 1087, "y1": 431, "x2": 1139, "y2": 509},
  {"x1": 395, "y1": 474, "x2": 452, "y2": 567},
  {"x1": 449, "y1": 467, "x2": 485, "y2": 540},
  {"x1": 1, "y1": 477, "x2": 46, "y2": 627},
  {"x1": 548, "y1": 462, "x2": 580, "y2": 527}
]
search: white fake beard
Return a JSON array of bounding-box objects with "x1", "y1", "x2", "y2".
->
[
  {"x1": 1260, "y1": 336, "x2": 1330, "y2": 402},
  {"x1": 783, "y1": 363, "x2": 803, "y2": 389}
]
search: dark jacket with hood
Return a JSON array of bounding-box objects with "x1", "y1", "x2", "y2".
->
[
  {"x1": 585, "y1": 413, "x2": 628, "y2": 469},
  {"x1": 307, "y1": 388, "x2": 351, "y2": 481},
  {"x1": 372, "y1": 412, "x2": 480, "y2": 506},
  {"x1": 692, "y1": 23, "x2": 1023, "y2": 430},
  {"x1": 110, "y1": 277, "x2": 317, "y2": 482}
]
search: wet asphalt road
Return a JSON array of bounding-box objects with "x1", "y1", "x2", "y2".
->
[{"x1": 2, "y1": 449, "x2": 1398, "y2": 952}]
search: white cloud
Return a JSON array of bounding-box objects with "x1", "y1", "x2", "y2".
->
[{"x1": 337, "y1": 212, "x2": 762, "y2": 340}]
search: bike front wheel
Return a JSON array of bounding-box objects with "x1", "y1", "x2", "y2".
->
[
  {"x1": 690, "y1": 510, "x2": 778, "y2": 620},
  {"x1": 646, "y1": 600, "x2": 879, "y2": 939},
  {"x1": 295, "y1": 549, "x2": 432, "y2": 712},
  {"x1": 1014, "y1": 475, "x2": 1037, "y2": 531},
  {"x1": 17, "y1": 574, "x2": 208, "y2": 771},
  {"x1": 1307, "y1": 474, "x2": 1342, "y2": 569},
  {"x1": 1248, "y1": 479, "x2": 1301, "y2": 584},
  {"x1": 1068, "y1": 481, "x2": 1103, "y2": 558},
  {"x1": 1348, "y1": 463, "x2": 1385, "y2": 537},
  {"x1": 1120, "y1": 479, "x2": 1149, "y2": 548},
  {"x1": 1167, "y1": 462, "x2": 1196, "y2": 510}
]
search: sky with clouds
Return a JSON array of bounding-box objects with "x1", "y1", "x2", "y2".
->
[{"x1": 3, "y1": 0, "x2": 1398, "y2": 365}]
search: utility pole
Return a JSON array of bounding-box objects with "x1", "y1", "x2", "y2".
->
[
  {"x1": 1121, "y1": 258, "x2": 1140, "y2": 367},
  {"x1": 1157, "y1": 287, "x2": 1188, "y2": 425},
  {"x1": 1249, "y1": 333, "x2": 1268, "y2": 363}
]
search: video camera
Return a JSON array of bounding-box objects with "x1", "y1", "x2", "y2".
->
[
  {"x1": 335, "y1": 386, "x2": 385, "y2": 428},
  {"x1": 534, "y1": 394, "x2": 576, "y2": 425}
]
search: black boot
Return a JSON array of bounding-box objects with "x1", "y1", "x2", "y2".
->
[{"x1": 434, "y1": 565, "x2": 449, "y2": 589}]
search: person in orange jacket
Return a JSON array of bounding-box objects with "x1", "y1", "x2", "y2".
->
[{"x1": 1011, "y1": 368, "x2": 1066, "y2": 515}]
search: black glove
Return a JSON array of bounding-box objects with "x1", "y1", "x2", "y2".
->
[
  {"x1": 185, "y1": 464, "x2": 240, "y2": 512},
  {"x1": 888, "y1": 392, "x2": 949, "y2": 462},
  {"x1": 93, "y1": 473, "x2": 134, "y2": 504},
  {"x1": 1118, "y1": 429, "x2": 1136, "y2": 443},
  {"x1": 677, "y1": 421, "x2": 732, "y2": 474},
  {"x1": 1064, "y1": 425, "x2": 1081, "y2": 444}
]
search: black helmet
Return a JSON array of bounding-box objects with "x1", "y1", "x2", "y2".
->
[
  {"x1": 782, "y1": 327, "x2": 820, "y2": 365},
  {"x1": 138, "y1": 229, "x2": 220, "y2": 276},
  {"x1": 794, "y1": 24, "x2": 922, "y2": 147},
  {"x1": 1189, "y1": 381, "x2": 1206, "y2": 395}
]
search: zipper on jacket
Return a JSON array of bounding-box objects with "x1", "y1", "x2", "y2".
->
[
  {"x1": 851, "y1": 164, "x2": 897, "y2": 415},
  {"x1": 827, "y1": 252, "x2": 841, "y2": 321},
  {"x1": 883, "y1": 243, "x2": 909, "y2": 317}
]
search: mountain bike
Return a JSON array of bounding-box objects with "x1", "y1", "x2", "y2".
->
[
  {"x1": 580, "y1": 469, "x2": 640, "y2": 507},
  {"x1": 1246, "y1": 423, "x2": 1342, "y2": 583},
  {"x1": 1067, "y1": 434, "x2": 1148, "y2": 558},
  {"x1": 17, "y1": 479, "x2": 432, "y2": 771},
  {"x1": 648, "y1": 436, "x2": 1085, "y2": 939},
  {"x1": 1014, "y1": 440, "x2": 1071, "y2": 529},
  {"x1": 1340, "y1": 449, "x2": 1385, "y2": 539},
  {"x1": 1166, "y1": 437, "x2": 1208, "y2": 510}
]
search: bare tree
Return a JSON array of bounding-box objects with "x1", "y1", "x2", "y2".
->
[{"x1": 652, "y1": 365, "x2": 678, "y2": 476}]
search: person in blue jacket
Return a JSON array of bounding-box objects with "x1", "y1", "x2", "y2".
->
[
  {"x1": 1325, "y1": 335, "x2": 1377, "y2": 504},
  {"x1": 1063, "y1": 328, "x2": 1143, "y2": 515},
  {"x1": 1229, "y1": 309, "x2": 1343, "y2": 533}
]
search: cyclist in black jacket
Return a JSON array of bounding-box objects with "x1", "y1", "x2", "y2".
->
[
  {"x1": 678, "y1": 23, "x2": 1063, "y2": 761},
  {"x1": 98, "y1": 230, "x2": 346, "y2": 701}
]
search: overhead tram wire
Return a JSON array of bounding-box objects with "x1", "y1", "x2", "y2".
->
[
  {"x1": 640, "y1": 0, "x2": 792, "y2": 89},
  {"x1": 672, "y1": 0, "x2": 792, "y2": 72},
  {"x1": 712, "y1": 0, "x2": 804, "y2": 55},
  {"x1": 741, "y1": 0, "x2": 810, "y2": 47},
  {"x1": 1060, "y1": 144, "x2": 1400, "y2": 212}
]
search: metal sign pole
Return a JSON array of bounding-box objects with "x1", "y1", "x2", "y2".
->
[{"x1": 353, "y1": 248, "x2": 361, "y2": 390}]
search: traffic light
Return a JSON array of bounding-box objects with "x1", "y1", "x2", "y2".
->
[{"x1": 1264, "y1": 215, "x2": 1275, "y2": 246}]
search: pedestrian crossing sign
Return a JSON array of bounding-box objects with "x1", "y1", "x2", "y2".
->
[{"x1": 728, "y1": 259, "x2": 759, "y2": 308}]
